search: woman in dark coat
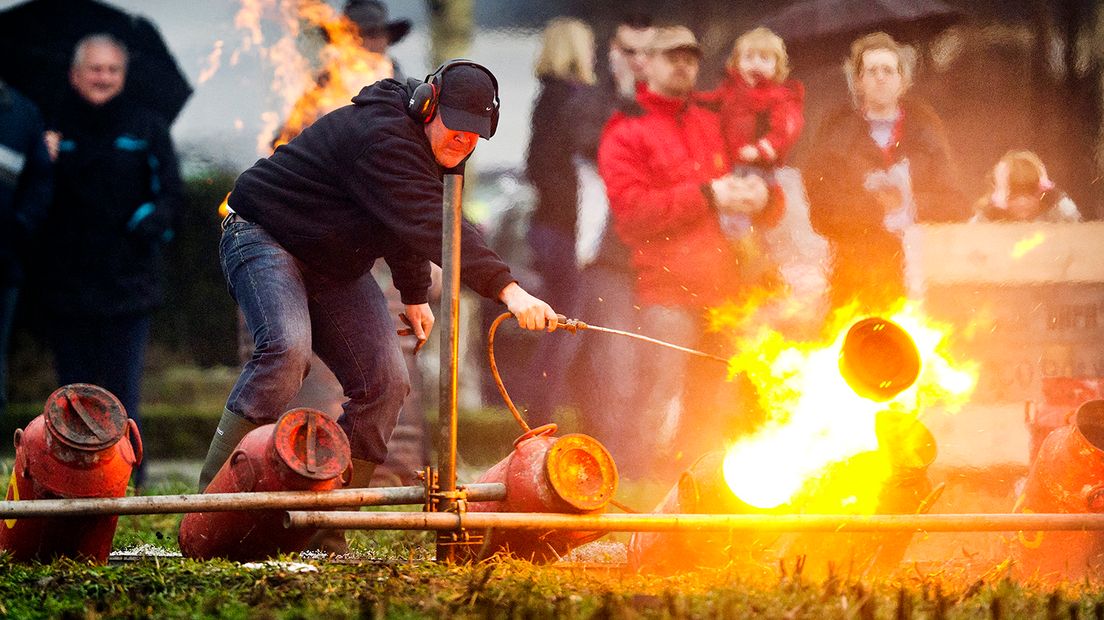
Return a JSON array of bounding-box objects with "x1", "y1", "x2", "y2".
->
[{"x1": 522, "y1": 17, "x2": 599, "y2": 424}]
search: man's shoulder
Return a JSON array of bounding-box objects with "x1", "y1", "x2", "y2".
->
[
  {"x1": 334, "y1": 79, "x2": 420, "y2": 140},
  {"x1": 813, "y1": 103, "x2": 864, "y2": 140},
  {"x1": 605, "y1": 99, "x2": 648, "y2": 130},
  {"x1": 350, "y1": 78, "x2": 410, "y2": 115},
  {"x1": 900, "y1": 97, "x2": 947, "y2": 132}
]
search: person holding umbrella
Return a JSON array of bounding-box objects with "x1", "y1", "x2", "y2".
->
[
  {"x1": 198, "y1": 60, "x2": 558, "y2": 553},
  {"x1": 37, "y1": 34, "x2": 183, "y2": 490},
  {"x1": 0, "y1": 0, "x2": 193, "y2": 128}
]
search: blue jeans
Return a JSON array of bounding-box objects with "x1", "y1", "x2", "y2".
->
[
  {"x1": 50, "y1": 311, "x2": 151, "y2": 487},
  {"x1": 220, "y1": 220, "x2": 409, "y2": 463}
]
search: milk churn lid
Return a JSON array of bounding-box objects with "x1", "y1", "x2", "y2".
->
[
  {"x1": 273, "y1": 408, "x2": 351, "y2": 480},
  {"x1": 838, "y1": 317, "x2": 921, "y2": 402},
  {"x1": 44, "y1": 384, "x2": 127, "y2": 451},
  {"x1": 544, "y1": 433, "x2": 618, "y2": 512}
]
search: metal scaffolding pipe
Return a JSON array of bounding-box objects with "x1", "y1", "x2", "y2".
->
[
  {"x1": 0, "y1": 483, "x2": 505, "y2": 518},
  {"x1": 284, "y1": 511, "x2": 1104, "y2": 533},
  {"x1": 437, "y1": 173, "x2": 463, "y2": 564}
]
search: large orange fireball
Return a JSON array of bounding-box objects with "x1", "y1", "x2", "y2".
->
[{"x1": 718, "y1": 302, "x2": 977, "y2": 510}]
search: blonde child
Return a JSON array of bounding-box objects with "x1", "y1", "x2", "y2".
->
[
  {"x1": 706, "y1": 27, "x2": 800, "y2": 286},
  {"x1": 973, "y1": 150, "x2": 1080, "y2": 222},
  {"x1": 718, "y1": 27, "x2": 805, "y2": 170}
]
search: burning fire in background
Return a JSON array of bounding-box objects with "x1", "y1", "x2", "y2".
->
[
  {"x1": 710, "y1": 300, "x2": 978, "y2": 511},
  {"x1": 202, "y1": 0, "x2": 394, "y2": 156}
]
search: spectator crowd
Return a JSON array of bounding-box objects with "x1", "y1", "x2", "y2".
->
[
  {"x1": 0, "y1": 5, "x2": 1089, "y2": 493},
  {"x1": 513, "y1": 16, "x2": 1084, "y2": 478}
]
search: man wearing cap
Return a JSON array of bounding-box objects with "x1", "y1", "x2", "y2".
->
[
  {"x1": 598, "y1": 27, "x2": 770, "y2": 475},
  {"x1": 198, "y1": 62, "x2": 558, "y2": 515}
]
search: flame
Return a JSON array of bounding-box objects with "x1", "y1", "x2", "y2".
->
[
  {"x1": 197, "y1": 40, "x2": 224, "y2": 85},
  {"x1": 229, "y1": 0, "x2": 394, "y2": 154},
  {"x1": 234, "y1": 0, "x2": 265, "y2": 50},
  {"x1": 716, "y1": 300, "x2": 977, "y2": 510},
  {"x1": 1011, "y1": 231, "x2": 1046, "y2": 259}
]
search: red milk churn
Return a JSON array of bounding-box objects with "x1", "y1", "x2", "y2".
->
[
  {"x1": 1026, "y1": 377, "x2": 1103, "y2": 464},
  {"x1": 0, "y1": 384, "x2": 142, "y2": 563},
  {"x1": 1013, "y1": 399, "x2": 1104, "y2": 580},
  {"x1": 467, "y1": 424, "x2": 618, "y2": 562},
  {"x1": 178, "y1": 408, "x2": 350, "y2": 561},
  {"x1": 628, "y1": 450, "x2": 767, "y2": 574},
  {"x1": 783, "y1": 412, "x2": 939, "y2": 577}
]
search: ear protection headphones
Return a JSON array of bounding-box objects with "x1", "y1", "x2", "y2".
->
[{"x1": 407, "y1": 59, "x2": 500, "y2": 137}]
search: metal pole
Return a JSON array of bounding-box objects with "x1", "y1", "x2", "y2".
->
[
  {"x1": 437, "y1": 173, "x2": 464, "y2": 561},
  {"x1": 0, "y1": 483, "x2": 505, "y2": 519},
  {"x1": 285, "y1": 511, "x2": 1104, "y2": 533}
]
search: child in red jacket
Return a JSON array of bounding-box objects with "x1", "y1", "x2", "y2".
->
[
  {"x1": 711, "y1": 27, "x2": 803, "y2": 288},
  {"x1": 720, "y1": 26, "x2": 805, "y2": 171}
]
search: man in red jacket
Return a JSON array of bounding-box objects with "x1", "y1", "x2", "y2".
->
[{"x1": 597, "y1": 27, "x2": 780, "y2": 476}]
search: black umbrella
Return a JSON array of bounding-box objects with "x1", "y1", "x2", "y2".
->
[
  {"x1": 0, "y1": 0, "x2": 192, "y2": 124},
  {"x1": 762, "y1": 0, "x2": 963, "y2": 65}
]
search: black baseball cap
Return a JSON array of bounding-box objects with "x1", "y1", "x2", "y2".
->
[{"x1": 437, "y1": 64, "x2": 498, "y2": 139}]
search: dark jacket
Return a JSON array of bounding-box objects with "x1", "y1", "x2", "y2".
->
[
  {"x1": 805, "y1": 99, "x2": 967, "y2": 311},
  {"x1": 230, "y1": 79, "x2": 515, "y2": 305},
  {"x1": 41, "y1": 91, "x2": 180, "y2": 316},
  {"x1": 570, "y1": 77, "x2": 637, "y2": 273},
  {"x1": 0, "y1": 82, "x2": 52, "y2": 287},
  {"x1": 525, "y1": 76, "x2": 592, "y2": 234}
]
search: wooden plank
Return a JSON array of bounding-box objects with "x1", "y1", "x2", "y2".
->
[{"x1": 915, "y1": 222, "x2": 1104, "y2": 284}]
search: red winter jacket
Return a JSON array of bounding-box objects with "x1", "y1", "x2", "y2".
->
[
  {"x1": 597, "y1": 87, "x2": 741, "y2": 308},
  {"x1": 704, "y1": 72, "x2": 804, "y2": 165}
]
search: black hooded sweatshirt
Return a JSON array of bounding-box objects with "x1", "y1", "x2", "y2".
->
[{"x1": 230, "y1": 78, "x2": 515, "y2": 305}]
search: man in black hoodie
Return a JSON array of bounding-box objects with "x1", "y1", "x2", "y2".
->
[{"x1": 198, "y1": 62, "x2": 557, "y2": 504}]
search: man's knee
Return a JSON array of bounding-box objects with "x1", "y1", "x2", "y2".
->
[
  {"x1": 378, "y1": 363, "x2": 411, "y2": 406},
  {"x1": 391, "y1": 368, "x2": 412, "y2": 402},
  {"x1": 254, "y1": 333, "x2": 313, "y2": 379},
  {"x1": 347, "y1": 359, "x2": 410, "y2": 409}
]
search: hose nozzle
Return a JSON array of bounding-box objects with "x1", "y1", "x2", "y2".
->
[{"x1": 553, "y1": 315, "x2": 589, "y2": 334}]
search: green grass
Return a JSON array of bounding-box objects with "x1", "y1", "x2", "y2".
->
[
  {"x1": 3, "y1": 548, "x2": 1104, "y2": 618},
  {"x1": 1, "y1": 478, "x2": 1104, "y2": 618},
  {"x1": 0, "y1": 421, "x2": 1100, "y2": 618}
]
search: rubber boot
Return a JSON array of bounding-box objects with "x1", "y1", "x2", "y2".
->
[
  {"x1": 197, "y1": 408, "x2": 260, "y2": 492},
  {"x1": 306, "y1": 458, "x2": 376, "y2": 555}
]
